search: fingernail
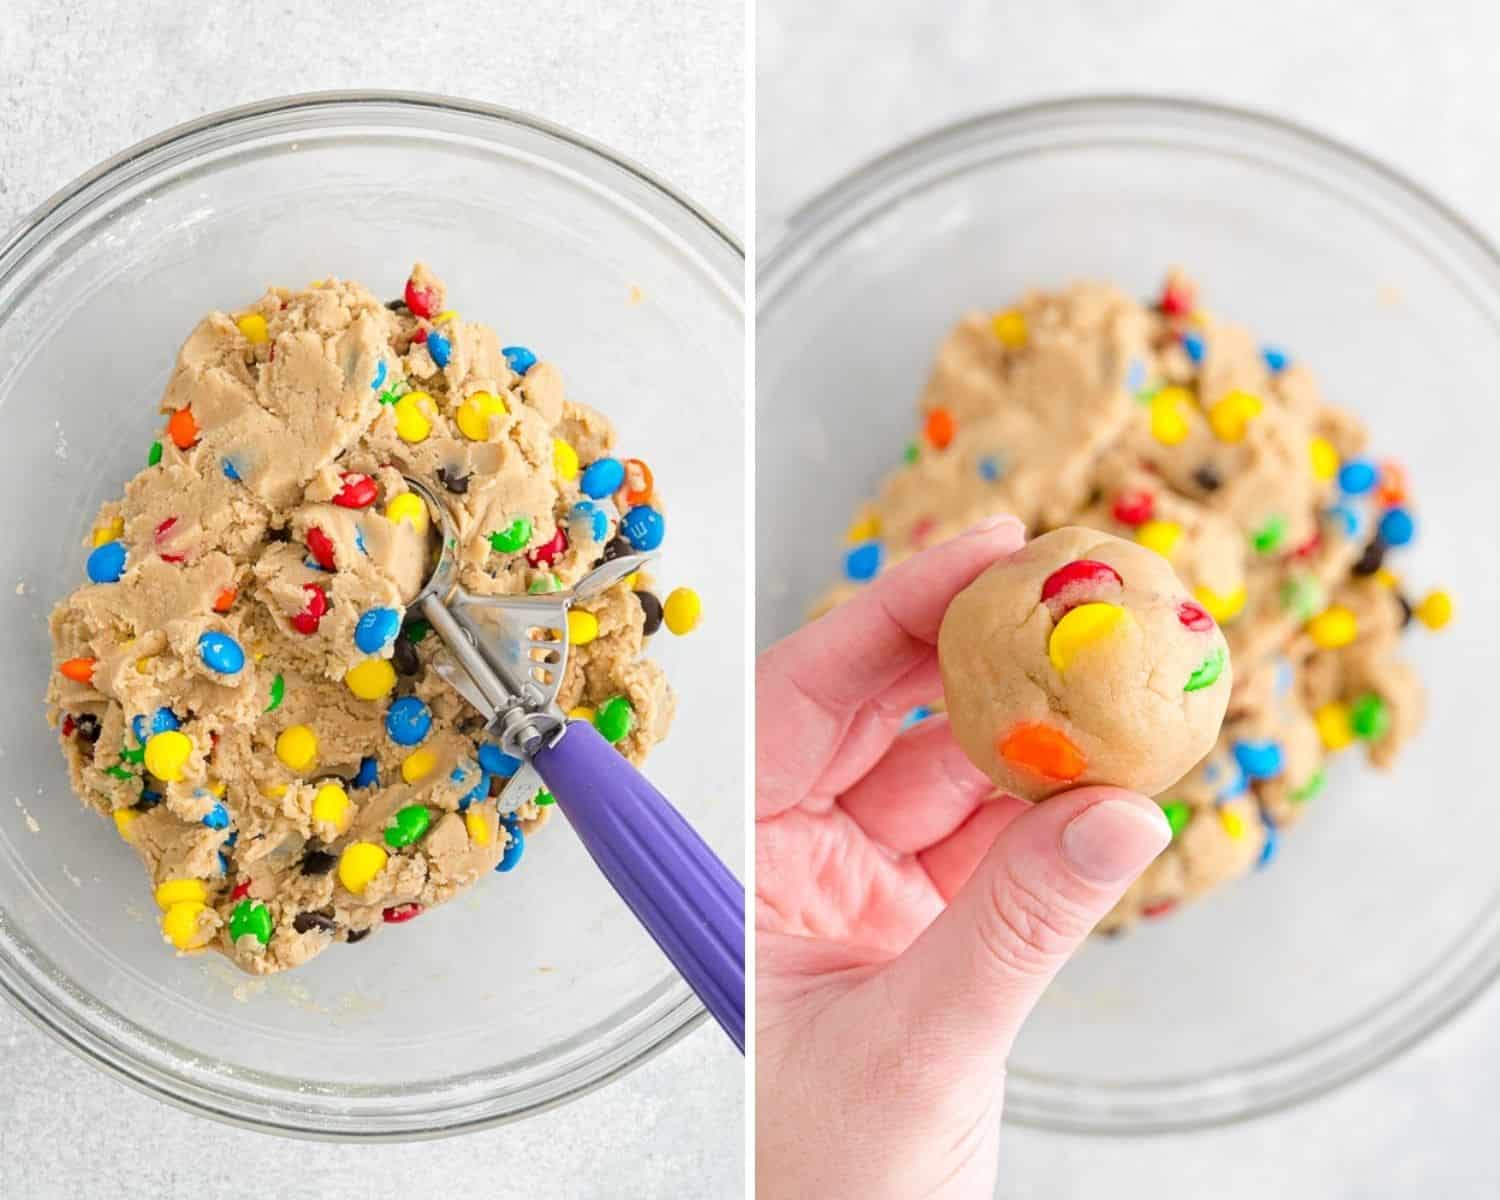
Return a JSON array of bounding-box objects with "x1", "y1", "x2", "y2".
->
[
  {"x1": 963, "y1": 513, "x2": 1023, "y2": 537},
  {"x1": 1060, "y1": 799, "x2": 1171, "y2": 884}
]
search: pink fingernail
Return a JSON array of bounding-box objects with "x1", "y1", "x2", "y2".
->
[
  {"x1": 1060, "y1": 799, "x2": 1170, "y2": 884},
  {"x1": 963, "y1": 513, "x2": 1023, "y2": 537}
]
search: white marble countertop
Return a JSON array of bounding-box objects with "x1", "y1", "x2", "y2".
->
[
  {"x1": 0, "y1": 4, "x2": 743, "y2": 1198},
  {"x1": 759, "y1": 3, "x2": 1499, "y2": 1197}
]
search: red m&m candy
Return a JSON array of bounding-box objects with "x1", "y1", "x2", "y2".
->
[
  {"x1": 1177, "y1": 600, "x2": 1214, "y2": 631},
  {"x1": 404, "y1": 276, "x2": 437, "y2": 318},
  {"x1": 526, "y1": 526, "x2": 568, "y2": 568},
  {"x1": 333, "y1": 473, "x2": 377, "y2": 509},
  {"x1": 306, "y1": 527, "x2": 337, "y2": 571},
  {"x1": 1111, "y1": 491, "x2": 1154, "y2": 527},
  {"x1": 1041, "y1": 559, "x2": 1124, "y2": 619},
  {"x1": 292, "y1": 583, "x2": 329, "y2": 635}
]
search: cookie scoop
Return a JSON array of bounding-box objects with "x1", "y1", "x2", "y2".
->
[{"x1": 938, "y1": 526, "x2": 1232, "y2": 800}]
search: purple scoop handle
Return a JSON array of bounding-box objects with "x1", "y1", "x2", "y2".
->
[{"x1": 530, "y1": 721, "x2": 745, "y2": 1052}]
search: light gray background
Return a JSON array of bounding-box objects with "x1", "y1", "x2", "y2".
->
[
  {"x1": 0, "y1": 4, "x2": 743, "y2": 1199},
  {"x1": 759, "y1": 3, "x2": 1498, "y2": 1198}
]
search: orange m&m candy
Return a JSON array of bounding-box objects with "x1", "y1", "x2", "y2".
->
[
  {"x1": 212, "y1": 587, "x2": 237, "y2": 614},
  {"x1": 998, "y1": 722, "x2": 1086, "y2": 782},
  {"x1": 925, "y1": 407, "x2": 956, "y2": 450},
  {"x1": 59, "y1": 657, "x2": 97, "y2": 684},
  {"x1": 622, "y1": 458, "x2": 654, "y2": 506},
  {"x1": 168, "y1": 407, "x2": 199, "y2": 449}
]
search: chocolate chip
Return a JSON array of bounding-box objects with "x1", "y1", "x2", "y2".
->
[
  {"x1": 437, "y1": 466, "x2": 470, "y2": 495},
  {"x1": 385, "y1": 299, "x2": 409, "y2": 313},
  {"x1": 392, "y1": 637, "x2": 421, "y2": 677},
  {"x1": 1193, "y1": 464, "x2": 1222, "y2": 492},
  {"x1": 267, "y1": 525, "x2": 291, "y2": 543},
  {"x1": 301, "y1": 849, "x2": 337, "y2": 876},
  {"x1": 74, "y1": 713, "x2": 101, "y2": 744},
  {"x1": 344, "y1": 926, "x2": 372, "y2": 944},
  {"x1": 635, "y1": 589, "x2": 663, "y2": 636},
  {"x1": 293, "y1": 911, "x2": 337, "y2": 934},
  {"x1": 601, "y1": 536, "x2": 633, "y2": 564},
  {"x1": 1352, "y1": 537, "x2": 1388, "y2": 577},
  {"x1": 1397, "y1": 592, "x2": 1414, "y2": 628}
]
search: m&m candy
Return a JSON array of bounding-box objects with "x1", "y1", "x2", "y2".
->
[
  {"x1": 229, "y1": 899, "x2": 273, "y2": 946},
  {"x1": 145, "y1": 731, "x2": 193, "y2": 782},
  {"x1": 621, "y1": 459, "x2": 654, "y2": 506},
  {"x1": 567, "y1": 610, "x2": 599, "y2": 646},
  {"x1": 664, "y1": 588, "x2": 701, "y2": 635},
  {"x1": 845, "y1": 540, "x2": 882, "y2": 582},
  {"x1": 1378, "y1": 507, "x2": 1415, "y2": 547},
  {"x1": 345, "y1": 658, "x2": 396, "y2": 700},
  {"x1": 1338, "y1": 459, "x2": 1377, "y2": 495},
  {"x1": 1041, "y1": 559, "x2": 1123, "y2": 618},
  {"x1": 385, "y1": 492, "x2": 427, "y2": 532},
  {"x1": 404, "y1": 275, "x2": 437, "y2": 317},
  {"x1": 999, "y1": 722, "x2": 1086, "y2": 782},
  {"x1": 197, "y1": 631, "x2": 245, "y2": 675},
  {"x1": 394, "y1": 392, "x2": 434, "y2": 443},
  {"x1": 580, "y1": 457, "x2": 625, "y2": 499},
  {"x1": 925, "y1": 408, "x2": 956, "y2": 450},
  {"x1": 595, "y1": 695, "x2": 634, "y2": 744},
  {"x1": 527, "y1": 526, "x2": 568, "y2": 568},
  {"x1": 385, "y1": 697, "x2": 432, "y2": 746},
  {"x1": 569, "y1": 501, "x2": 609, "y2": 543},
  {"x1": 1263, "y1": 346, "x2": 1290, "y2": 372},
  {"x1": 488, "y1": 517, "x2": 533, "y2": 554},
  {"x1": 275, "y1": 724, "x2": 319, "y2": 771},
  {"x1": 338, "y1": 842, "x2": 388, "y2": 895},
  {"x1": 86, "y1": 540, "x2": 127, "y2": 583},
  {"x1": 333, "y1": 472, "x2": 378, "y2": 508},
  {"x1": 168, "y1": 407, "x2": 199, "y2": 450},
  {"x1": 426, "y1": 329, "x2": 452, "y2": 368},
  {"x1": 201, "y1": 802, "x2": 231, "y2": 830},
  {"x1": 1048, "y1": 603, "x2": 1129, "y2": 672},
  {"x1": 291, "y1": 583, "x2": 328, "y2": 635},
  {"x1": 497, "y1": 817, "x2": 526, "y2": 872},
  {"x1": 553, "y1": 439, "x2": 579, "y2": 482},
  {"x1": 1111, "y1": 491, "x2": 1154, "y2": 527},
  {"x1": 400, "y1": 748, "x2": 437, "y2": 783},
  {"x1": 59, "y1": 657, "x2": 97, "y2": 684},
  {"x1": 1181, "y1": 330, "x2": 1205, "y2": 364},
  {"x1": 161, "y1": 901, "x2": 212, "y2": 951},
  {"x1": 456, "y1": 390, "x2": 507, "y2": 441},
  {"x1": 1232, "y1": 739, "x2": 1284, "y2": 780},
  {"x1": 991, "y1": 309, "x2": 1027, "y2": 348},
  {"x1": 1307, "y1": 606, "x2": 1357, "y2": 649},
  {"x1": 352, "y1": 757, "x2": 379, "y2": 790},
  {"x1": 478, "y1": 744, "x2": 520, "y2": 778},
  {"x1": 622, "y1": 506, "x2": 664, "y2": 552},
  {"x1": 384, "y1": 805, "x2": 432, "y2": 848},
  {"x1": 503, "y1": 345, "x2": 537, "y2": 375},
  {"x1": 354, "y1": 607, "x2": 401, "y2": 654}
]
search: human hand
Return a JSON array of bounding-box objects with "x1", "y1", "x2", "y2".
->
[{"x1": 755, "y1": 515, "x2": 1172, "y2": 1199}]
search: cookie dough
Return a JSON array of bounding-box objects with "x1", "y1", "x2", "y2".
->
[
  {"x1": 938, "y1": 527, "x2": 1231, "y2": 801},
  {"x1": 820, "y1": 272, "x2": 1452, "y2": 930},
  {"x1": 48, "y1": 265, "x2": 675, "y2": 973}
]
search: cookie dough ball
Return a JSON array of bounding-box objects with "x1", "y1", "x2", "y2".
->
[{"x1": 938, "y1": 526, "x2": 1232, "y2": 800}]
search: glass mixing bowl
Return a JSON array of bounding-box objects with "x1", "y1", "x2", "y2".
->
[
  {"x1": 758, "y1": 96, "x2": 1495, "y2": 1133},
  {"x1": 0, "y1": 92, "x2": 743, "y2": 1138}
]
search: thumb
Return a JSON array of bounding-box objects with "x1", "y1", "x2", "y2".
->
[{"x1": 883, "y1": 786, "x2": 1170, "y2": 1077}]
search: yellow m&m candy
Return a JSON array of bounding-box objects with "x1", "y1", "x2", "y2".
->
[
  {"x1": 664, "y1": 588, "x2": 702, "y2": 635},
  {"x1": 401, "y1": 748, "x2": 437, "y2": 784},
  {"x1": 312, "y1": 783, "x2": 352, "y2": 834},
  {"x1": 236, "y1": 313, "x2": 269, "y2": 344},
  {"x1": 92, "y1": 516, "x2": 124, "y2": 546},
  {"x1": 161, "y1": 901, "x2": 214, "y2": 951},
  {"x1": 384, "y1": 492, "x2": 428, "y2": 533},
  {"x1": 1136, "y1": 519, "x2": 1183, "y2": 560},
  {"x1": 1307, "y1": 606, "x2": 1358, "y2": 649},
  {"x1": 275, "y1": 725, "x2": 319, "y2": 771},
  {"x1": 154, "y1": 878, "x2": 207, "y2": 910},
  {"x1": 113, "y1": 809, "x2": 139, "y2": 841},
  {"x1": 145, "y1": 731, "x2": 193, "y2": 782},
  {"x1": 1149, "y1": 387, "x2": 1192, "y2": 446},
  {"x1": 345, "y1": 658, "x2": 397, "y2": 701},
  {"x1": 568, "y1": 706, "x2": 596, "y2": 722},
  {"x1": 1316, "y1": 702, "x2": 1355, "y2": 751},
  {"x1": 1415, "y1": 590, "x2": 1454, "y2": 630},
  {"x1": 455, "y1": 391, "x2": 507, "y2": 441},
  {"x1": 394, "y1": 392, "x2": 435, "y2": 443},
  {"x1": 337, "y1": 842, "x2": 388, "y2": 895},
  {"x1": 1195, "y1": 583, "x2": 1246, "y2": 624},
  {"x1": 465, "y1": 809, "x2": 492, "y2": 846},
  {"x1": 554, "y1": 439, "x2": 579, "y2": 481},
  {"x1": 1048, "y1": 603, "x2": 1130, "y2": 672},
  {"x1": 1207, "y1": 390, "x2": 1263, "y2": 443},
  {"x1": 567, "y1": 610, "x2": 599, "y2": 646},
  {"x1": 991, "y1": 309, "x2": 1028, "y2": 349},
  {"x1": 1309, "y1": 435, "x2": 1340, "y2": 482}
]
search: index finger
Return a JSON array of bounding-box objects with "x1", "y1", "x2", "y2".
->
[{"x1": 756, "y1": 514, "x2": 1025, "y2": 818}]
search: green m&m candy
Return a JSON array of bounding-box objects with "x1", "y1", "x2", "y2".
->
[
  {"x1": 229, "y1": 899, "x2": 272, "y2": 946},
  {"x1": 594, "y1": 695, "x2": 634, "y2": 745},
  {"x1": 384, "y1": 804, "x2": 432, "y2": 848}
]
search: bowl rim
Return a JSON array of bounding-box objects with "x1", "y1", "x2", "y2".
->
[
  {"x1": 0, "y1": 88, "x2": 742, "y2": 1141},
  {"x1": 757, "y1": 92, "x2": 1500, "y2": 1133}
]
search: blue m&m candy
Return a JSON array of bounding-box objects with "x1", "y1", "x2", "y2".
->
[
  {"x1": 496, "y1": 816, "x2": 525, "y2": 872},
  {"x1": 1338, "y1": 459, "x2": 1377, "y2": 496},
  {"x1": 352, "y1": 755, "x2": 379, "y2": 789},
  {"x1": 580, "y1": 457, "x2": 626, "y2": 499},
  {"x1": 222, "y1": 458, "x2": 242, "y2": 482},
  {"x1": 621, "y1": 505, "x2": 664, "y2": 552},
  {"x1": 1262, "y1": 346, "x2": 1290, "y2": 372},
  {"x1": 385, "y1": 696, "x2": 432, "y2": 746},
  {"x1": 1233, "y1": 739, "x2": 1284, "y2": 781},
  {"x1": 198, "y1": 631, "x2": 245, "y2": 675},
  {"x1": 845, "y1": 540, "x2": 882, "y2": 582},
  {"x1": 1181, "y1": 330, "x2": 1206, "y2": 365},
  {"x1": 569, "y1": 501, "x2": 609, "y2": 542},
  {"x1": 201, "y1": 802, "x2": 231, "y2": 830},
  {"x1": 1326, "y1": 503, "x2": 1361, "y2": 539},
  {"x1": 1257, "y1": 816, "x2": 1278, "y2": 869},
  {"x1": 427, "y1": 330, "x2": 452, "y2": 368},
  {"x1": 978, "y1": 455, "x2": 1005, "y2": 483},
  {"x1": 87, "y1": 541, "x2": 127, "y2": 583},
  {"x1": 370, "y1": 359, "x2": 388, "y2": 391},
  {"x1": 1378, "y1": 506, "x2": 1415, "y2": 547},
  {"x1": 459, "y1": 765, "x2": 490, "y2": 810},
  {"x1": 132, "y1": 707, "x2": 180, "y2": 744},
  {"x1": 502, "y1": 345, "x2": 536, "y2": 375},
  {"x1": 354, "y1": 607, "x2": 401, "y2": 654},
  {"x1": 478, "y1": 744, "x2": 521, "y2": 778}
]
